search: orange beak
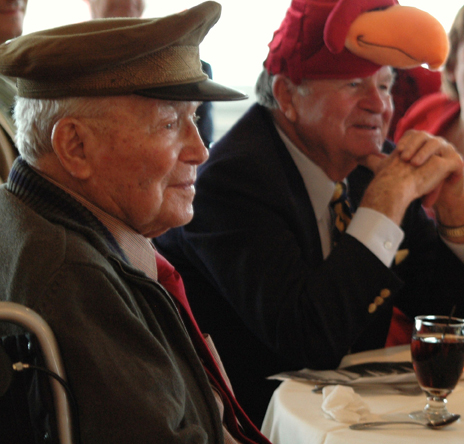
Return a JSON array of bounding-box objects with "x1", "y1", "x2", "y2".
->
[{"x1": 345, "y1": 5, "x2": 449, "y2": 70}]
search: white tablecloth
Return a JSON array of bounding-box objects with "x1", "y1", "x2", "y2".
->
[{"x1": 261, "y1": 345, "x2": 464, "y2": 444}]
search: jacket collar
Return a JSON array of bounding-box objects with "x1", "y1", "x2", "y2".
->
[{"x1": 6, "y1": 157, "x2": 128, "y2": 262}]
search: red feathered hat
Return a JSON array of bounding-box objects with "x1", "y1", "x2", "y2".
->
[{"x1": 265, "y1": 0, "x2": 449, "y2": 84}]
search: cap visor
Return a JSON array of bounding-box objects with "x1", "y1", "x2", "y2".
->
[{"x1": 135, "y1": 79, "x2": 248, "y2": 101}]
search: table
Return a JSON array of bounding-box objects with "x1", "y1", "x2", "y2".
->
[{"x1": 261, "y1": 345, "x2": 464, "y2": 444}]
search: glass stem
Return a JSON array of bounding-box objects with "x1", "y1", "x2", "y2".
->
[{"x1": 424, "y1": 395, "x2": 448, "y2": 415}]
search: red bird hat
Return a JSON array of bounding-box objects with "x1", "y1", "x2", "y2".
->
[{"x1": 264, "y1": 0, "x2": 449, "y2": 84}]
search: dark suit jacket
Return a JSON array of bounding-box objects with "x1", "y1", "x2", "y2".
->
[
  {"x1": 155, "y1": 103, "x2": 464, "y2": 426},
  {"x1": 197, "y1": 61, "x2": 214, "y2": 148}
]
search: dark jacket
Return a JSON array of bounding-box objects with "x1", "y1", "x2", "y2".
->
[
  {"x1": 0, "y1": 158, "x2": 225, "y2": 443},
  {"x1": 155, "y1": 103, "x2": 464, "y2": 425}
]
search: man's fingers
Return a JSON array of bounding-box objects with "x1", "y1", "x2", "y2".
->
[
  {"x1": 395, "y1": 129, "x2": 429, "y2": 158},
  {"x1": 397, "y1": 129, "x2": 459, "y2": 167}
]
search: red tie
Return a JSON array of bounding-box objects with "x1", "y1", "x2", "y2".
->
[
  {"x1": 155, "y1": 252, "x2": 271, "y2": 444},
  {"x1": 385, "y1": 307, "x2": 413, "y2": 347}
]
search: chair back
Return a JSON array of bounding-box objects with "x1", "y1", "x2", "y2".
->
[{"x1": 0, "y1": 302, "x2": 75, "y2": 444}]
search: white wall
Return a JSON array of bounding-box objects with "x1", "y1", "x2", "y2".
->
[
  {"x1": 21, "y1": 0, "x2": 464, "y2": 140},
  {"x1": 23, "y1": 0, "x2": 463, "y2": 89}
]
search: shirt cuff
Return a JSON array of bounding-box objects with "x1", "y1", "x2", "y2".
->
[
  {"x1": 440, "y1": 236, "x2": 464, "y2": 263},
  {"x1": 346, "y1": 207, "x2": 404, "y2": 267}
]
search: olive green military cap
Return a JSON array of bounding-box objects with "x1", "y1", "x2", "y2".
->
[{"x1": 0, "y1": 1, "x2": 246, "y2": 101}]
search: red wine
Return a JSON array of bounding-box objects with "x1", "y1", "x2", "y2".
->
[{"x1": 411, "y1": 335, "x2": 464, "y2": 391}]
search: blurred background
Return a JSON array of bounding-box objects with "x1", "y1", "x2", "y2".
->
[{"x1": 21, "y1": 0, "x2": 464, "y2": 139}]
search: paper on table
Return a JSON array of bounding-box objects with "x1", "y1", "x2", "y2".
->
[{"x1": 267, "y1": 361, "x2": 418, "y2": 386}]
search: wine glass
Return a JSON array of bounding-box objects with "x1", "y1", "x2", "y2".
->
[{"x1": 410, "y1": 315, "x2": 464, "y2": 422}]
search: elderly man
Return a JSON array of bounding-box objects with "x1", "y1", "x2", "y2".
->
[
  {"x1": 155, "y1": 0, "x2": 464, "y2": 426},
  {"x1": 0, "y1": 3, "x2": 272, "y2": 443},
  {"x1": 0, "y1": 0, "x2": 28, "y2": 183}
]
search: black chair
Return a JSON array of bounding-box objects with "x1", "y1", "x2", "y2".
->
[{"x1": 0, "y1": 302, "x2": 78, "y2": 443}]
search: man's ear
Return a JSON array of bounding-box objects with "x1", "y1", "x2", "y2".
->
[
  {"x1": 51, "y1": 117, "x2": 93, "y2": 179},
  {"x1": 272, "y1": 74, "x2": 297, "y2": 122}
]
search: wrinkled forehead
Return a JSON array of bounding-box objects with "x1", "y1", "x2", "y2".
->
[
  {"x1": 152, "y1": 98, "x2": 203, "y2": 115},
  {"x1": 300, "y1": 65, "x2": 394, "y2": 87},
  {"x1": 94, "y1": 95, "x2": 202, "y2": 119}
]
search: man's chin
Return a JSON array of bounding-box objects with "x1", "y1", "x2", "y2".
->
[{"x1": 170, "y1": 208, "x2": 194, "y2": 230}]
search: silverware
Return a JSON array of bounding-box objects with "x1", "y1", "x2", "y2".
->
[{"x1": 349, "y1": 414, "x2": 460, "y2": 430}]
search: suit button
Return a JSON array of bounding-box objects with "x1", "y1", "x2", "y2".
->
[
  {"x1": 380, "y1": 289, "x2": 391, "y2": 299},
  {"x1": 368, "y1": 303, "x2": 377, "y2": 314},
  {"x1": 375, "y1": 296, "x2": 384, "y2": 306}
]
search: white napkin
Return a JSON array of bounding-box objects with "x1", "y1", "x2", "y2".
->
[{"x1": 321, "y1": 385, "x2": 371, "y2": 423}]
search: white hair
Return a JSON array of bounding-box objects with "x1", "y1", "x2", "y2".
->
[
  {"x1": 255, "y1": 69, "x2": 313, "y2": 110},
  {"x1": 14, "y1": 96, "x2": 112, "y2": 165}
]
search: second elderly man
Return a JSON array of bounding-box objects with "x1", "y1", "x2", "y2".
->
[{"x1": 155, "y1": 0, "x2": 464, "y2": 425}]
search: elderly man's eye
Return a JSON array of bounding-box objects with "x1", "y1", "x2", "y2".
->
[{"x1": 381, "y1": 83, "x2": 394, "y2": 93}]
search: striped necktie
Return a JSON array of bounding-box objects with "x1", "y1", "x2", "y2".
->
[{"x1": 330, "y1": 182, "x2": 353, "y2": 246}]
